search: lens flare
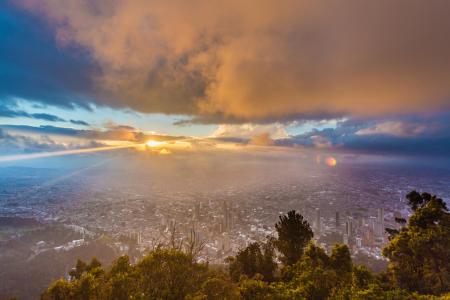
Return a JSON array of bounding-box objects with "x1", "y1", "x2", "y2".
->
[{"x1": 325, "y1": 156, "x2": 337, "y2": 167}]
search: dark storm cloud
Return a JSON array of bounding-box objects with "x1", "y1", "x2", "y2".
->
[
  {"x1": 2, "y1": 0, "x2": 448, "y2": 123},
  {"x1": 0, "y1": 1, "x2": 97, "y2": 109}
]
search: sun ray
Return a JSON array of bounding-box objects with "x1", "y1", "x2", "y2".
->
[{"x1": 0, "y1": 144, "x2": 141, "y2": 163}]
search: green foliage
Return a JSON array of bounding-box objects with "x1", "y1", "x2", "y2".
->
[
  {"x1": 352, "y1": 265, "x2": 374, "y2": 290},
  {"x1": 136, "y1": 249, "x2": 208, "y2": 299},
  {"x1": 86, "y1": 258, "x2": 102, "y2": 273},
  {"x1": 68, "y1": 259, "x2": 87, "y2": 280},
  {"x1": 104, "y1": 256, "x2": 136, "y2": 300},
  {"x1": 43, "y1": 280, "x2": 73, "y2": 300},
  {"x1": 228, "y1": 241, "x2": 276, "y2": 282},
  {"x1": 286, "y1": 243, "x2": 350, "y2": 300},
  {"x1": 330, "y1": 244, "x2": 352, "y2": 274},
  {"x1": 274, "y1": 210, "x2": 313, "y2": 265},
  {"x1": 383, "y1": 191, "x2": 450, "y2": 295},
  {"x1": 42, "y1": 249, "x2": 222, "y2": 300},
  {"x1": 238, "y1": 276, "x2": 270, "y2": 300},
  {"x1": 195, "y1": 276, "x2": 240, "y2": 300}
]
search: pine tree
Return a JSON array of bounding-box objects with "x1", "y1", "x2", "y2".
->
[{"x1": 274, "y1": 210, "x2": 313, "y2": 265}]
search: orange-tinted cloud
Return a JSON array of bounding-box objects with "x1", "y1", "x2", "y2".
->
[
  {"x1": 17, "y1": 0, "x2": 450, "y2": 122},
  {"x1": 250, "y1": 133, "x2": 274, "y2": 146}
]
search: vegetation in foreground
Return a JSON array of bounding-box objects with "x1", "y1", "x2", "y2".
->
[{"x1": 40, "y1": 191, "x2": 449, "y2": 299}]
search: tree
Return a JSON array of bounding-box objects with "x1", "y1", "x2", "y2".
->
[
  {"x1": 105, "y1": 256, "x2": 135, "y2": 300},
  {"x1": 238, "y1": 275, "x2": 270, "y2": 300},
  {"x1": 351, "y1": 265, "x2": 374, "y2": 290},
  {"x1": 73, "y1": 273, "x2": 102, "y2": 300},
  {"x1": 195, "y1": 277, "x2": 240, "y2": 300},
  {"x1": 41, "y1": 279, "x2": 73, "y2": 300},
  {"x1": 383, "y1": 191, "x2": 450, "y2": 295},
  {"x1": 274, "y1": 243, "x2": 354, "y2": 300},
  {"x1": 260, "y1": 241, "x2": 277, "y2": 282},
  {"x1": 136, "y1": 249, "x2": 209, "y2": 299},
  {"x1": 86, "y1": 258, "x2": 102, "y2": 273},
  {"x1": 228, "y1": 241, "x2": 276, "y2": 282},
  {"x1": 330, "y1": 244, "x2": 353, "y2": 285},
  {"x1": 41, "y1": 249, "x2": 240, "y2": 300},
  {"x1": 274, "y1": 210, "x2": 313, "y2": 265},
  {"x1": 184, "y1": 228, "x2": 206, "y2": 259},
  {"x1": 292, "y1": 243, "x2": 338, "y2": 300},
  {"x1": 68, "y1": 259, "x2": 87, "y2": 280}
]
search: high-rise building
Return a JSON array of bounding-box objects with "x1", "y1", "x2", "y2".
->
[
  {"x1": 343, "y1": 233, "x2": 349, "y2": 245},
  {"x1": 335, "y1": 211, "x2": 340, "y2": 229},
  {"x1": 346, "y1": 217, "x2": 353, "y2": 238},
  {"x1": 315, "y1": 208, "x2": 321, "y2": 234},
  {"x1": 369, "y1": 216, "x2": 377, "y2": 233},
  {"x1": 136, "y1": 231, "x2": 142, "y2": 245},
  {"x1": 377, "y1": 207, "x2": 385, "y2": 238},
  {"x1": 221, "y1": 201, "x2": 232, "y2": 232},
  {"x1": 194, "y1": 202, "x2": 201, "y2": 221}
]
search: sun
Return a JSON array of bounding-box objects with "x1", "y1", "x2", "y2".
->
[{"x1": 146, "y1": 140, "x2": 165, "y2": 147}]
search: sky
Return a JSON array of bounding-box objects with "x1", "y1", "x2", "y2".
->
[{"x1": 1, "y1": 0, "x2": 450, "y2": 160}]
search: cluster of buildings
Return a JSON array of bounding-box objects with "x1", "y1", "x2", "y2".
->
[
  {"x1": 310, "y1": 207, "x2": 388, "y2": 259},
  {"x1": 1, "y1": 163, "x2": 449, "y2": 265}
]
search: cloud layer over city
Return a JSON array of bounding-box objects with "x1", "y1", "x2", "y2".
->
[
  {"x1": 11, "y1": 0, "x2": 450, "y2": 121},
  {"x1": 1, "y1": 1, "x2": 450, "y2": 156}
]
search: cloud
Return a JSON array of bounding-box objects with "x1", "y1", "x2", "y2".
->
[
  {"x1": 0, "y1": 128, "x2": 111, "y2": 155},
  {"x1": 310, "y1": 135, "x2": 332, "y2": 149},
  {"x1": 173, "y1": 112, "x2": 337, "y2": 126},
  {"x1": 29, "y1": 113, "x2": 65, "y2": 122},
  {"x1": 250, "y1": 133, "x2": 274, "y2": 146},
  {"x1": 0, "y1": 124, "x2": 186, "y2": 143},
  {"x1": 277, "y1": 113, "x2": 450, "y2": 156},
  {"x1": 0, "y1": 128, "x2": 64, "y2": 154},
  {"x1": 3, "y1": 112, "x2": 450, "y2": 156},
  {"x1": 356, "y1": 121, "x2": 426, "y2": 137},
  {"x1": 0, "y1": 104, "x2": 66, "y2": 122},
  {"x1": 0, "y1": 101, "x2": 92, "y2": 125},
  {"x1": 10, "y1": 0, "x2": 450, "y2": 122},
  {"x1": 70, "y1": 119, "x2": 90, "y2": 126},
  {"x1": 0, "y1": 2, "x2": 96, "y2": 109},
  {"x1": 212, "y1": 123, "x2": 288, "y2": 140}
]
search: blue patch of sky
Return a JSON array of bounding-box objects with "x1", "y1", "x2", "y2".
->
[
  {"x1": 1, "y1": 98, "x2": 217, "y2": 137},
  {"x1": 285, "y1": 119, "x2": 342, "y2": 136}
]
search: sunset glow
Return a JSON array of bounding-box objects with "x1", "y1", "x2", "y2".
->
[{"x1": 146, "y1": 140, "x2": 166, "y2": 147}]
